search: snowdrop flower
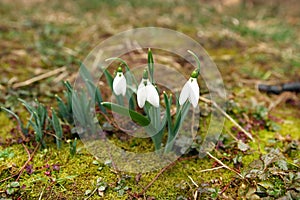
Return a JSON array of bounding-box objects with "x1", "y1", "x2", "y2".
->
[
  {"x1": 179, "y1": 70, "x2": 200, "y2": 108},
  {"x1": 137, "y1": 70, "x2": 159, "y2": 108},
  {"x1": 113, "y1": 66, "x2": 127, "y2": 96}
]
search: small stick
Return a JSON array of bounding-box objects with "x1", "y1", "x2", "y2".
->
[
  {"x1": 12, "y1": 66, "x2": 66, "y2": 89},
  {"x1": 188, "y1": 175, "x2": 199, "y2": 187},
  {"x1": 220, "y1": 178, "x2": 235, "y2": 194},
  {"x1": 52, "y1": 71, "x2": 69, "y2": 84},
  {"x1": 22, "y1": 143, "x2": 31, "y2": 158},
  {"x1": 84, "y1": 187, "x2": 98, "y2": 200},
  {"x1": 16, "y1": 144, "x2": 40, "y2": 181},
  {"x1": 97, "y1": 110, "x2": 136, "y2": 134},
  {"x1": 199, "y1": 166, "x2": 224, "y2": 173},
  {"x1": 139, "y1": 155, "x2": 198, "y2": 196},
  {"x1": 226, "y1": 128, "x2": 239, "y2": 142},
  {"x1": 206, "y1": 152, "x2": 244, "y2": 179},
  {"x1": 140, "y1": 161, "x2": 177, "y2": 195},
  {"x1": 38, "y1": 186, "x2": 46, "y2": 200},
  {"x1": 0, "y1": 144, "x2": 40, "y2": 183},
  {"x1": 199, "y1": 96, "x2": 254, "y2": 142}
]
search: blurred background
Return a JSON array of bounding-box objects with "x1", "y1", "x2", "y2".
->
[
  {"x1": 0, "y1": 1, "x2": 299, "y2": 199},
  {"x1": 1, "y1": 0, "x2": 299, "y2": 112},
  {"x1": 1, "y1": 0, "x2": 299, "y2": 116}
]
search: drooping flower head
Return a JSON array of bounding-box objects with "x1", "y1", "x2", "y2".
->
[
  {"x1": 113, "y1": 66, "x2": 127, "y2": 96},
  {"x1": 137, "y1": 69, "x2": 159, "y2": 108},
  {"x1": 179, "y1": 69, "x2": 200, "y2": 108}
]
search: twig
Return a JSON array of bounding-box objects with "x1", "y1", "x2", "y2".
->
[
  {"x1": 206, "y1": 152, "x2": 244, "y2": 179},
  {"x1": 268, "y1": 92, "x2": 292, "y2": 111},
  {"x1": 225, "y1": 127, "x2": 239, "y2": 142},
  {"x1": 12, "y1": 66, "x2": 66, "y2": 89},
  {"x1": 38, "y1": 186, "x2": 46, "y2": 200},
  {"x1": 220, "y1": 178, "x2": 235, "y2": 194},
  {"x1": 139, "y1": 162, "x2": 177, "y2": 195},
  {"x1": 16, "y1": 144, "x2": 40, "y2": 181},
  {"x1": 97, "y1": 110, "x2": 136, "y2": 134},
  {"x1": 22, "y1": 143, "x2": 31, "y2": 158},
  {"x1": 0, "y1": 144, "x2": 40, "y2": 183},
  {"x1": 139, "y1": 155, "x2": 198, "y2": 196},
  {"x1": 84, "y1": 187, "x2": 98, "y2": 200},
  {"x1": 188, "y1": 175, "x2": 199, "y2": 187},
  {"x1": 199, "y1": 166, "x2": 224, "y2": 173},
  {"x1": 52, "y1": 71, "x2": 69, "y2": 84},
  {"x1": 199, "y1": 96, "x2": 254, "y2": 142},
  {"x1": 187, "y1": 175, "x2": 200, "y2": 200}
]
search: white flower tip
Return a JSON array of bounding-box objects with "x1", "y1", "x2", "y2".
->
[
  {"x1": 146, "y1": 84, "x2": 159, "y2": 108},
  {"x1": 179, "y1": 77, "x2": 200, "y2": 107},
  {"x1": 179, "y1": 81, "x2": 190, "y2": 105},
  {"x1": 113, "y1": 72, "x2": 127, "y2": 96},
  {"x1": 137, "y1": 79, "x2": 160, "y2": 108}
]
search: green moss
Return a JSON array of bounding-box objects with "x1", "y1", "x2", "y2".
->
[
  {"x1": 0, "y1": 139, "x2": 239, "y2": 199},
  {"x1": 0, "y1": 112, "x2": 14, "y2": 140}
]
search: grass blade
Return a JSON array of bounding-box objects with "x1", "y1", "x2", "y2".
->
[
  {"x1": 51, "y1": 108, "x2": 63, "y2": 149},
  {"x1": 101, "y1": 102, "x2": 150, "y2": 126}
]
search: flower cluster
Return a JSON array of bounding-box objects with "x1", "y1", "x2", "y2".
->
[{"x1": 112, "y1": 66, "x2": 200, "y2": 108}]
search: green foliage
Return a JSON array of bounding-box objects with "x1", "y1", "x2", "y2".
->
[
  {"x1": 101, "y1": 102, "x2": 150, "y2": 126},
  {"x1": 80, "y1": 64, "x2": 106, "y2": 113},
  {"x1": 242, "y1": 148, "x2": 299, "y2": 199},
  {"x1": 0, "y1": 148, "x2": 14, "y2": 161},
  {"x1": 19, "y1": 98, "x2": 47, "y2": 148},
  {"x1": 163, "y1": 92, "x2": 190, "y2": 153},
  {"x1": 5, "y1": 181, "x2": 20, "y2": 195},
  {"x1": 68, "y1": 138, "x2": 77, "y2": 156},
  {"x1": 148, "y1": 48, "x2": 154, "y2": 84},
  {"x1": 0, "y1": 106, "x2": 28, "y2": 135},
  {"x1": 51, "y1": 108, "x2": 63, "y2": 150}
]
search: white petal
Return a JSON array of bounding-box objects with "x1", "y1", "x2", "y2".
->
[
  {"x1": 137, "y1": 80, "x2": 147, "y2": 108},
  {"x1": 188, "y1": 78, "x2": 199, "y2": 108},
  {"x1": 146, "y1": 84, "x2": 159, "y2": 107},
  {"x1": 113, "y1": 72, "x2": 126, "y2": 96},
  {"x1": 179, "y1": 80, "x2": 190, "y2": 105}
]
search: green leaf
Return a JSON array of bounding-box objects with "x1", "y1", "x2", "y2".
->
[
  {"x1": 148, "y1": 48, "x2": 154, "y2": 83},
  {"x1": 104, "y1": 69, "x2": 113, "y2": 90},
  {"x1": 18, "y1": 99, "x2": 46, "y2": 148},
  {"x1": 163, "y1": 92, "x2": 173, "y2": 134},
  {"x1": 55, "y1": 94, "x2": 73, "y2": 124},
  {"x1": 79, "y1": 64, "x2": 106, "y2": 112},
  {"x1": 85, "y1": 79, "x2": 106, "y2": 113},
  {"x1": 18, "y1": 98, "x2": 35, "y2": 114},
  {"x1": 79, "y1": 63, "x2": 93, "y2": 82},
  {"x1": 187, "y1": 50, "x2": 201, "y2": 72},
  {"x1": 10, "y1": 181, "x2": 20, "y2": 188},
  {"x1": 36, "y1": 100, "x2": 47, "y2": 128},
  {"x1": 51, "y1": 109, "x2": 63, "y2": 150},
  {"x1": 69, "y1": 138, "x2": 77, "y2": 156},
  {"x1": 173, "y1": 101, "x2": 190, "y2": 136},
  {"x1": 101, "y1": 102, "x2": 150, "y2": 126},
  {"x1": 6, "y1": 187, "x2": 15, "y2": 195},
  {"x1": 1, "y1": 107, "x2": 27, "y2": 134},
  {"x1": 63, "y1": 81, "x2": 73, "y2": 93}
]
